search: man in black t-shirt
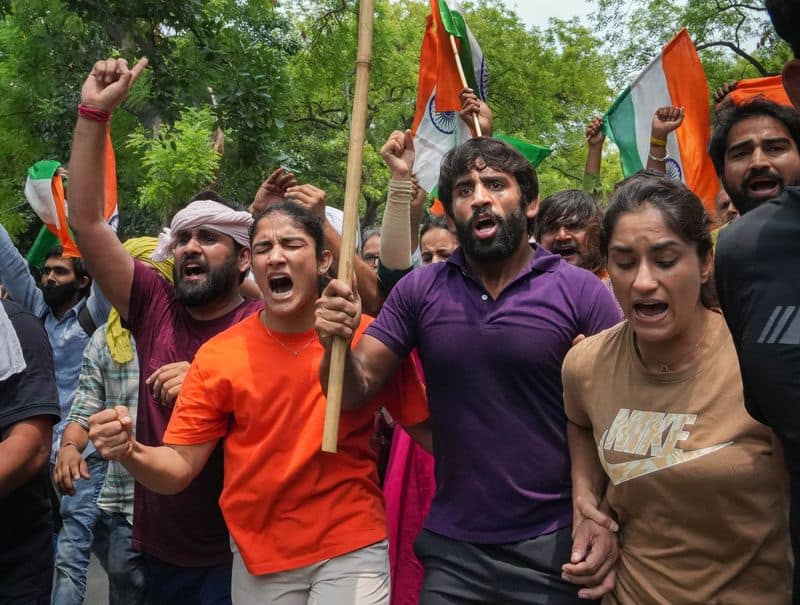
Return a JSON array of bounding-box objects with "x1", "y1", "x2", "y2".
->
[
  {"x1": 714, "y1": 1, "x2": 800, "y2": 597},
  {"x1": 0, "y1": 299, "x2": 60, "y2": 603}
]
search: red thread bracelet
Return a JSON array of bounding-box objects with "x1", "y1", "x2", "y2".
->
[{"x1": 78, "y1": 104, "x2": 111, "y2": 123}]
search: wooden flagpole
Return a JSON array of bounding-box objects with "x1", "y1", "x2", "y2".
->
[
  {"x1": 448, "y1": 34, "x2": 482, "y2": 136},
  {"x1": 322, "y1": 0, "x2": 376, "y2": 453}
]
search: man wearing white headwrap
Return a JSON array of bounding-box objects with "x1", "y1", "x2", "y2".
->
[
  {"x1": 67, "y1": 55, "x2": 262, "y2": 604},
  {"x1": 151, "y1": 199, "x2": 253, "y2": 262}
]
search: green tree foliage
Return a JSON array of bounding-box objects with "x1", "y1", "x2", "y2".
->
[
  {"x1": 594, "y1": 0, "x2": 791, "y2": 89},
  {"x1": 0, "y1": 0, "x2": 297, "y2": 248},
  {"x1": 2, "y1": 0, "x2": 778, "y2": 250},
  {"x1": 126, "y1": 106, "x2": 220, "y2": 222}
]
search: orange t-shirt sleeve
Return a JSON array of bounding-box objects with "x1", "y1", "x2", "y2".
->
[
  {"x1": 163, "y1": 354, "x2": 230, "y2": 446},
  {"x1": 562, "y1": 342, "x2": 592, "y2": 429},
  {"x1": 375, "y1": 354, "x2": 429, "y2": 427}
]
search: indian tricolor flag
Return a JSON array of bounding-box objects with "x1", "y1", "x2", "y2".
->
[
  {"x1": 412, "y1": 0, "x2": 488, "y2": 194},
  {"x1": 24, "y1": 127, "x2": 118, "y2": 262},
  {"x1": 603, "y1": 29, "x2": 718, "y2": 213}
]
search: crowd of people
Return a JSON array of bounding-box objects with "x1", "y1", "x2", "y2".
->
[{"x1": 1, "y1": 1, "x2": 800, "y2": 604}]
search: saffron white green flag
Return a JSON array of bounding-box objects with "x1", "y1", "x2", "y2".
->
[
  {"x1": 412, "y1": 0, "x2": 488, "y2": 194},
  {"x1": 603, "y1": 29, "x2": 718, "y2": 211}
]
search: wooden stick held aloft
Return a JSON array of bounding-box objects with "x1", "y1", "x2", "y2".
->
[
  {"x1": 322, "y1": 0, "x2": 376, "y2": 453},
  {"x1": 448, "y1": 34, "x2": 482, "y2": 136}
]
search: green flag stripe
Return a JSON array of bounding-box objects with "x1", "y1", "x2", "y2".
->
[
  {"x1": 439, "y1": 2, "x2": 479, "y2": 92},
  {"x1": 495, "y1": 134, "x2": 552, "y2": 168},
  {"x1": 439, "y1": 1, "x2": 468, "y2": 38},
  {"x1": 27, "y1": 159, "x2": 60, "y2": 181},
  {"x1": 26, "y1": 226, "x2": 59, "y2": 268},
  {"x1": 603, "y1": 86, "x2": 643, "y2": 176}
]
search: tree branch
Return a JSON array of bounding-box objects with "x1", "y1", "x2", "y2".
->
[{"x1": 696, "y1": 41, "x2": 769, "y2": 76}]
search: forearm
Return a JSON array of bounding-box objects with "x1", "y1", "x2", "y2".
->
[
  {"x1": 584, "y1": 144, "x2": 602, "y2": 178},
  {"x1": 324, "y1": 223, "x2": 385, "y2": 316},
  {"x1": 68, "y1": 117, "x2": 109, "y2": 231},
  {"x1": 121, "y1": 441, "x2": 197, "y2": 495},
  {"x1": 0, "y1": 224, "x2": 45, "y2": 314},
  {"x1": 60, "y1": 422, "x2": 90, "y2": 452},
  {"x1": 0, "y1": 421, "x2": 51, "y2": 498},
  {"x1": 567, "y1": 421, "x2": 609, "y2": 525},
  {"x1": 319, "y1": 346, "x2": 373, "y2": 411},
  {"x1": 380, "y1": 179, "x2": 414, "y2": 270},
  {"x1": 645, "y1": 131, "x2": 669, "y2": 173}
]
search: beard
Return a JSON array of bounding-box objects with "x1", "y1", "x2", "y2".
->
[
  {"x1": 455, "y1": 206, "x2": 527, "y2": 263},
  {"x1": 42, "y1": 280, "x2": 80, "y2": 309},
  {"x1": 725, "y1": 168, "x2": 799, "y2": 215},
  {"x1": 173, "y1": 253, "x2": 240, "y2": 307}
]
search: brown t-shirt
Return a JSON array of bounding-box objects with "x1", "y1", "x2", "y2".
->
[{"x1": 563, "y1": 311, "x2": 791, "y2": 605}]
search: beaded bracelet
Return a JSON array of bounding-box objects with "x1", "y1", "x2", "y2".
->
[{"x1": 78, "y1": 104, "x2": 111, "y2": 123}]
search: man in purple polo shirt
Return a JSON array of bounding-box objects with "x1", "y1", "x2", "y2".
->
[
  {"x1": 69, "y1": 57, "x2": 262, "y2": 604},
  {"x1": 317, "y1": 137, "x2": 622, "y2": 603}
]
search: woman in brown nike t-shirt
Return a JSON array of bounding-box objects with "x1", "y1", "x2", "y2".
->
[{"x1": 563, "y1": 172, "x2": 792, "y2": 605}]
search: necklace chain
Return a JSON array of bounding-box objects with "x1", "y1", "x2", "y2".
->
[{"x1": 264, "y1": 325, "x2": 317, "y2": 357}]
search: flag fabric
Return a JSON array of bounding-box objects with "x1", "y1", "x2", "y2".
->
[
  {"x1": 494, "y1": 134, "x2": 553, "y2": 168},
  {"x1": 728, "y1": 75, "x2": 793, "y2": 107},
  {"x1": 412, "y1": 0, "x2": 488, "y2": 194},
  {"x1": 24, "y1": 127, "x2": 118, "y2": 260},
  {"x1": 602, "y1": 29, "x2": 718, "y2": 213}
]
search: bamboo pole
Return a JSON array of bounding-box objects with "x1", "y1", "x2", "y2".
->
[
  {"x1": 322, "y1": 0, "x2": 376, "y2": 453},
  {"x1": 448, "y1": 34, "x2": 482, "y2": 136}
]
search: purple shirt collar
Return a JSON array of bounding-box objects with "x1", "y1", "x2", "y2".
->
[{"x1": 445, "y1": 243, "x2": 561, "y2": 279}]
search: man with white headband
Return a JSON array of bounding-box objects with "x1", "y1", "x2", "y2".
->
[{"x1": 68, "y1": 57, "x2": 262, "y2": 604}]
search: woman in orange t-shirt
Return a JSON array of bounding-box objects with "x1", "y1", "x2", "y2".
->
[{"x1": 90, "y1": 200, "x2": 430, "y2": 604}]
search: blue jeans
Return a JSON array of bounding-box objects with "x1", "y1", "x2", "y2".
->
[
  {"x1": 94, "y1": 511, "x2": 147, "y2": 605},
  {"x1": 51, "y1": 451, "x2": 107, "y2": 605},
  {"x1": 143, "y1": 554, "x2": 232, "y2": 605}
]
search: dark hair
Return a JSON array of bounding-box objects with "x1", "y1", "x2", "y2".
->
[
  {"x1": 44, "y1": 245, "x2": 91, "y2": 298},
  {"x1": 250, "y1": 199, "x2": 325, "y2": 259},
  {"x1": 708, "y1": 98, "x2": 800, "y2": 177},
  {"x1": 437, "y1": 137, "x2": 539, "y2": 216},
  {"x1": 360, "y1": 227, "x2": 380, "y2": 255},
  {"x1": 602, "y1": 171, "x2": 716, "y2": 308},
  {"x1": 533, "y1": 189, "x2": 600, "y2": 241},
  {"x1": 766, "y1": 0, "x2": 800, "y2": 57},
  {"x1": 420, "y1": 214, "x2": 453, "y2": 239}
]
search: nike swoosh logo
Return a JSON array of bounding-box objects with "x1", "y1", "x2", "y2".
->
[{"x1": 598, "y1": 441, "x2": 733, "y2": 486}]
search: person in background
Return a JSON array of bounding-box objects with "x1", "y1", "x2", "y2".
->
[
  {"x1": 361, "y1": 227, "x2": 381, "y2": 272},
  {"x1": 533, "y1": 189, "x2": 604, "y2": 276},
  {"x1": 419, "y1": 215, "x2": 457, "y2": 266},
  {"x1": 0, "y1": 298, "x2": 60, "y2": 604},
  {"x1": 52, "y1": 237, "x2": 171, "y2": 605}
]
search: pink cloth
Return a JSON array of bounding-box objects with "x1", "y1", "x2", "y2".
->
[{"x1": 383, "y1": 426, "x2": 435, "y2": 604}]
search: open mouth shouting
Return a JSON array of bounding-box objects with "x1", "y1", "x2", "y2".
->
[
  {"x1": 180, "y1": 259, "x2": 207, "y2": 281},
  {"x1": 267, "y1": 273, "x2": 294, "y2": 300},
  {"x1": 632, "y1": 298, "x2": 669, "y2": 323},
  {"x1": 471, "y1": 212, "x2": 499, "y2": 241},
  {"x1": 551, "y1": 244, "x2": 578, "y2": 260},
  {"x1": 744, "y1": 171, "x2": 782, "y2": 201}
]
